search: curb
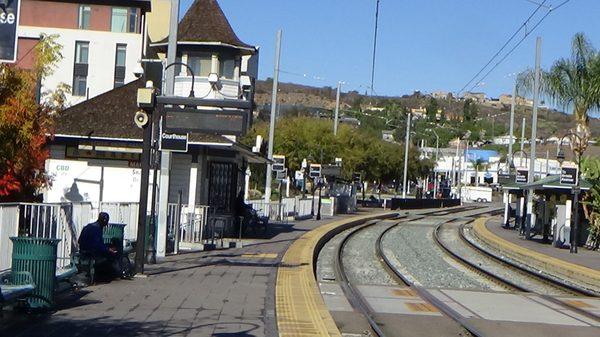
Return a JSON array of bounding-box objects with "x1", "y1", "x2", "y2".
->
[
  {"x1": 275, "y1": 212, "x2": 398, "y2": 337},
  {"x1": 472, "y1": 217, "x2": 600, "y2": 292}
]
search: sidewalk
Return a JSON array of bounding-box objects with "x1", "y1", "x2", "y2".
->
[
  {"x1": 0, "y1": 213, "x2": 361, "y2": 337},
  {"x1": 486, "y1": 218, "x2": 600, "y2": 271}
]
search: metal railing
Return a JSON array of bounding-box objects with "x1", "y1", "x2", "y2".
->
[{"x1": 248, "y1": 201, "x2": 288, "y2": 223}]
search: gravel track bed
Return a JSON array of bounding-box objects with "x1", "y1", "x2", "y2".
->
[
  {"x1": 341, "y1": 220, "x2": 398, "y2": 286},
  {"x1": 381, "y1": 219, "x2": 500, "y2": 290},
  {"x1": 316, "y1": 227, "x2": 354, "y2": 283},
  {"x1": 439, "y1": 223, "x2": 573, "y2": 295}
]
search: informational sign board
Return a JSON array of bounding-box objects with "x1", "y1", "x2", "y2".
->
[
  {"x1": 159, "y1": 132, "x2": 188, "y2": 152},
  {"x1": 272, "y1": 155, "x2": 285, "y2": 172},
  {"x1": 560, "y1": 162, "x2": 578, "y2": 186},
  {"x1": 497, "y1": 173, "x2": 512, "y2": 185},
  {"x1": 515, "y1": 168, "x2": 528, "y2": 184},
  {"x1": 164, "y1": 108, "x2": 248, "y2": 136},
  {"x1": 0, "y1": 0, "x2": 20, "y2": 63},
  {"x1": 309, "y1": 164, "x2": 321, "y2": 179},
  {"x1": 276, "y1": 168, "x2": 287, "y2": 181},
  {"x1": 352, "y1": 172, "x2": 362, "y2": 183},
  {"x1": 321, "y1": 165, "x2": 342, "y2": 178}
]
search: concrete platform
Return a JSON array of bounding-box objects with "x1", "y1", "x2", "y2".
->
[
  {"x1": 473, "y1": 217, "x2": 600, "y2": 292},
  {"x1": 0, "y1": 215, "x2": 355, "y2": 337}
]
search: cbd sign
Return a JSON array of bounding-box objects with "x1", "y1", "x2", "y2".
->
[{"x1": 0, "y1": 0, "x2": 20, "y2": 63}]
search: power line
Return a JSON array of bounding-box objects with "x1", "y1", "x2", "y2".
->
[
  {"x1": 466, "y1": 0, "x2": 571, "y2": 93},
  {"x1": 457, "y1": 0, "x2": 548, "y2": 95}
]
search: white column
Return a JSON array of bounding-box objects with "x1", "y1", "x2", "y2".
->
[
  {"x1": 286, "y1": 176, "x2": 290, "y2": 197},
  {"x1": 156, "y1": 153, "x2": 170, "y2": 259},
  {"x1": 503, "y1": 191, "x2": 509, "y2": 226},
  {"x1": 564, "y1": 199, "x2": 572, "y2": 244},
  {"x1": 188, "y1": 164, "x2": 198, "y2": 210},
  {"x1": 244, "y1": 167, "x2": 251, "y2": 202}
]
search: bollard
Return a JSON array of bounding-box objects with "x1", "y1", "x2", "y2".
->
[{"x1": 10, "y1": 237, "x2": 61, "y2": 309}]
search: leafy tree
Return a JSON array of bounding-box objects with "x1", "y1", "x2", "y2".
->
[
  {"x1": 426, "y1": 97, "x2": 439, "y2": 122},
  {"x1": 518, "y1": 33, "x2": 600, "y2": 153},
  {"x1": 581, "y1": 156, "x2": 600, "y2": 249},
  {"x1": 0, "y1": 34, "x2": 66, "y2": 201},
  {"x1": 462, "y1": 98, "x2": 478, "y2": 121}
]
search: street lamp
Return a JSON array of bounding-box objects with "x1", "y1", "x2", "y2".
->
[
  {"x1": 163, "y1": 62, "x2": 196, "y2": 97},
  {"x1": 426, "y1": 128, "x2": 440, "y2": 198},
  {"x1": 557, "y1": 132, "x2": 584, "y2": 254},
  {"x1": 509, "y1": 149, "x2": 529, "y2": 232}
]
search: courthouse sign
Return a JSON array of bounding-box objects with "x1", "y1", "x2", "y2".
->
[{"x1": 0, "y1": 0, "x2": 20, "y2": 63}]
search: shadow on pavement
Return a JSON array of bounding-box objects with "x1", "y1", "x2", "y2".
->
[{"x1": 2, "y1": 314, "x2": 262, "y2": 337}]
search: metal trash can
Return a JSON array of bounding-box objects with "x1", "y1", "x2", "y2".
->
[
  {"x1": 10, "y1": 237, "x2": 61, "y2": 309},
  {"x1": 103, "y1": 223, "x2": 126, "y2": 251}
]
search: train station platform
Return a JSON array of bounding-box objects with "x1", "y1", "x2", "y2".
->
[
  {"x1": 474, "y1": 217, "x2": 600, "y2": 292},
  {"x1": 0, "y1": 213, "x2": 372, "y2": 337}
]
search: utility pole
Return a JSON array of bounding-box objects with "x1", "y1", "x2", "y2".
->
[
  {"x1": 526, "y1": 37, "x2": 542, "y2": 240},
  {"x1": 370, "y1": 0, "x2": 380, "y2": 96},
  {"x1": 155, "y1": 0, "x2": 180, "y2": 263},
  {"x1": 265, "y1": 30, "x2": 282, "y2": 203},
  {"x1": 333, "y1": 81, "x2": 341, "y2": 136},
  {"x1": 402, "y1": 113, "x2": 411, "y2": 198},
  {"x1": 508, "y1": 80, "x2": 517, "y2": 166},
  {"x1": 520, "y1": 117, "x2": 526, "y2": 166}
]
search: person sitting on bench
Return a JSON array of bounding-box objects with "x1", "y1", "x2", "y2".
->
[{"x1": 78, "y1": 212, "x2": 119, "y2": 278}]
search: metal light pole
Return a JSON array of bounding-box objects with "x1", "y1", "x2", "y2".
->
[
  {"x1": 370, "y1": 0, "x2": 380, "y2": 96},
  {"x1": 508, "y1": 79, "x2": 517, "y2": 166},
  {"x1": 333, "y1": 81, "x2": 342, "y2": 136},
  {"x1": 402, "y1": 113, "x2": 412, "y2": 198},
  {"x1": 525, "y1": 37, "x2": 542, "y2": 240},
  {"x1": 265, "y1": 30, "x2": 283, "y2": 203},
  {"x1": 155, "y1": 0, "x2": 181, "y2": 261},
  {"x1": 520, "y1": 117, "x2": 526, "y2": 166}
]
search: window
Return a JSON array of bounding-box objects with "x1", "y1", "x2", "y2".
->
[
  {"x1": 78, "y1": 5, "x2": 91, "y2": 29},
  {"x1": 114, "y1": 44, "x2": 127, "y2": 88},
  {"x1": 219, "y1": 57, "x2": 235, "y2": 79},
  {"x1": 187, "y1": 53, "x2": 211, "y2": 77},
  {"x1": 111, "y1": 7, "x2": 138, "y2": 33},
  {"x1": 73, "y1": 41, "x2": 89, "y2": 96}
]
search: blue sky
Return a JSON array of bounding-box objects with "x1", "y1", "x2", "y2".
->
[{"x1": 180, "y1": 0, "x2": 599, "y2": 101}]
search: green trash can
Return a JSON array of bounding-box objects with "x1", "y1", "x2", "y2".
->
[
  {"x1": 103, "y1": 223, "x2": 126, "y2": 251},
  {"x1": 10, "y1": 237, "x2": 61, "y2": 309}
]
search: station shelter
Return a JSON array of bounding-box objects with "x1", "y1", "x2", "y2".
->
[{"x1": 502, "y1": 175, "x2": 591, "y2": 248}]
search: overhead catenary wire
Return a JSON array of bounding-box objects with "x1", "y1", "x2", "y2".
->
[
  {"x1": 457, "y1": 0, "x2": 548, "y2": 95},
  {"x1": 466, "y1": 0, "x2": 571, "y2": 93}
]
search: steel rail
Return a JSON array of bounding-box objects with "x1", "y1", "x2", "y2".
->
[{"x1": 375, "y1": 207, "x2": 504, "y2": 337}]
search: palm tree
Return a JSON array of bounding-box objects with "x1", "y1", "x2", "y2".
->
[
  {"x1": 471, "y1": 158, "x2": 489, "y2": 187},
  {"x1": 518, "y1": 33, "x2": 600, "y2": 154}
]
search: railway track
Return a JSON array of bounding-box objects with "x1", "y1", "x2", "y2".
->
[{"x1": 331, "y1": 205, "x2": 492, "y2": 337}]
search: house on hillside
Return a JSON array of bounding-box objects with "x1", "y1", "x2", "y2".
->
[
  {"x1": 463, "y1": 92, "x2": 486, "y2": 103},
  {"x1": 45, "y1": 0, "x2": 266, "y2": 257}
]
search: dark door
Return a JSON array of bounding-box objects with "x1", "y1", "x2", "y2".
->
[{"x1": 208, "y1": 162, "x2": 238, "y2": 214}]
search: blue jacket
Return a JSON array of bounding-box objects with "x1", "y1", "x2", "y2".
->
[{"x1": 78, "y1": 222, "x2": 109, "y2": 255}]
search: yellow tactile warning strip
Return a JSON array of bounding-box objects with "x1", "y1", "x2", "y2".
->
[
  {"x1": 472, "y1": 217, "x2": 600, "y2": 289},
  {"x1": 392, "y1": 288, "x2": 417, "y2": 297},
  {"x1": 241, "y1": 253, "x2": 278, "y2": 259},
  {"x1": 562, "y1": 300, "x2": 595, "y2": 309},
  {"x1": 276, "y1": 212, "x2": 397, "y2": 337},
  {"x1": 405, "y1": 302, "x2": 439, "y2": 313}
]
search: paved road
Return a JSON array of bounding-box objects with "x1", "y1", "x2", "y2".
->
[{"x1": 1, "y1": 214, "x2": 359, "y2": 337}]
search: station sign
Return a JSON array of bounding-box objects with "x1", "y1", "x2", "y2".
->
[
  {"x1": 515, "y1": 168, "x2": 528, "y2": 184},
  {"x1": 0, "y1": 0, "x2": 20, "y2": 63},
  {"x1": 497, "y1": 173, "x2": 513, "y2": 185},
  {"x1": 272, "y1": 155, "x2": 285, "y2": 172},
  {"x1": 159, "y1": 132, "x2": 188, "y2": 152},
  {"x1": 164, "y1": 108, "x2": 247, "y2": 136},
  {"x1": 275, "y1": 168, "x2": 287, "y2": 181},
  {"x1": 309, "y1": 164, "x2": 321, "y2": 179},
  {"x1": 560, "y1": 162, "x2": 578, "y2": 186},
  {"x1": 321, "y1": 165, "x2": 342, "y2": 178}
]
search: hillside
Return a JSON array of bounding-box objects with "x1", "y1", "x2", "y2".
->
[{"x1": 254, "y1": 79, "x2": 600, "y2": 141}]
